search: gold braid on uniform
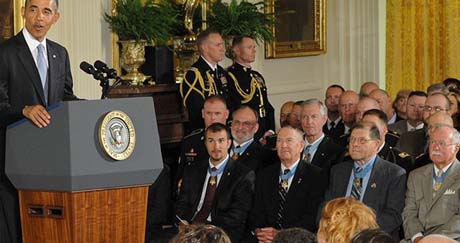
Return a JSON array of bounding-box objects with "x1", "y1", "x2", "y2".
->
[
  {"x1": 228, "y1": 72, "x2": 264, "y2": 107},
  {"x1": 180, "y1": 68, "x2": 218, "y2": 107}
]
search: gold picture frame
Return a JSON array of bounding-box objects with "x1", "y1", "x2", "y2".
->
[
  {"x1": 265, "y1": 0, "x2": 326, "y2": 58},
  {"x1": 0, "y1": 0, "x2": 23, "y2": 43}
]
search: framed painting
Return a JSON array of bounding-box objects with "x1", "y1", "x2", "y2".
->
[
  {"x1": 0, "y1": 0, "x2": 23, "y2": 44},
  {"x1": 265, "y1": 0, "x2": 326, "y2": 58}
]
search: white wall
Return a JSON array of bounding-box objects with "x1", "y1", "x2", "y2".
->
[{"x1": 45, "y1": 0, "x2": 384, "y2": 126}]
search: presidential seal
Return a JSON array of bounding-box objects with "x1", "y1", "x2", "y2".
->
[{"x1": 99, "y1": 110, "x2": 136, "y2": 160}]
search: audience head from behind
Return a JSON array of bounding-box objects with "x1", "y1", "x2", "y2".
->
[
  {"x1": 280, "y1": 101, "x2": 295, "y2": 127},
  {"x1": 272, "y1": 227, "x2": 317, "y2": 243},
  {"x1": 419, "y1": 234, "x2": 458, "y2": 243},
  {"x1": 359, "y1": 82, "x2": 379, "y2": 97},
  {"x1": 170, "y1": 224, "x2": 231, "y2": 243},
  {"x1": 202, "y1": 95, "x2": 229, "y2": 128},
  {"x1": 231, "y1": 106, "x2": 259, "y2": 144},
  {"x1": 317, "y1": 197, "x2": 378, "y2": 243},
  {"x1": 351, "y1": 228, "x2": 396, "y2": 243}
]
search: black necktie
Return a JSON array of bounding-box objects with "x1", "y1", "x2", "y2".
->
[
  {"x1": 330, "y1": 121, "x2": 335, "y2": 130},
  {"x1": 193, "y1": 167, "x2": 218, "y2": 223},
  {"x1": 276, "y1": 169, "x2": 290, "y2": 229}
]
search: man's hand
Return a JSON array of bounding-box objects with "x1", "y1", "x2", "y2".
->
[
  {"x1": 259, "y1": 130, "x2": 275, "y2": 145},
  {"x1": 22, "y1": 105, "x2": 51, "y2": 128},
  {"x1": 255, "y1": 227, "x2": 279, "y2": 243}
]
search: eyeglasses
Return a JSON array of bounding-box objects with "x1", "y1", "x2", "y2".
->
[
  {"x1": 231, "y1": 120, "x2": 256, "y2": 128},
  {"x1": 349, "y1": 137, "x2": 378, "y2": 144},
  {"x1": 428, "y1": 140, "x2": 456, "y2": 148},
  {"x1": 423, "y1": 106, "x2": 447, "y2": 112}
]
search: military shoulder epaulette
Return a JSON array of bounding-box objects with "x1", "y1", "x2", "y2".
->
[
  {"x1": 388, "y1": 130, "x2": 401, "y2": 138},
  {"x1": 415, "y1": 153, "x2": 425, "y2": 160},
  {"x1": 398, "y1": 152, "x2": 410, "y2": 158},
  {"x1": 184, "y1": 128, "x2": 204, "y2": 139}
]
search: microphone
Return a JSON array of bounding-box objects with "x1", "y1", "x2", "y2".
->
[
  {"x1": 94, "y1": 60, "x2": 118, "y2": 79},
  {"x1": 80, "y1": 61, "x2": 105, "y2": 81}
]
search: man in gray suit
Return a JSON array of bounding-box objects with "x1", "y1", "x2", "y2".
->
[
  {"x1": 403, "y1": 124, "x2": 460, "y2": 242},
  {"x1": 324, "y1": 121, "x2": 406, "y2": 240}
]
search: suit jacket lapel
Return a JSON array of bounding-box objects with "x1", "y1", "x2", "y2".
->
[
  {"x1": 286, "y1": 161, "x2": 305, "y2": 199},
  {"x1": 47, "y1": 42, "x2": 59, "y2": 104},
  {"x1": 15, "y1": 34, "x2": 46, "y2": 105},
  {"x1": 422, "y1": 165, "x2": 434, "y2": 209},
  {"x1": 214, "y1": 159, "x2": 234, "y2": 200},
  {"x1": 192, "y1": 161, "x2": 209, "y2": 212},
  {"x1": 430, "y1": 160, "x2": 460, "y2": 208},
  {"x1": 363, "y1": 157, "x2": 382, "y2": 204},
  {"x1": 338, "y1": 162, "x2": 353, "y2": 196}
]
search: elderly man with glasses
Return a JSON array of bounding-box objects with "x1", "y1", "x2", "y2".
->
[{"x1": 323, "y1": 121, "x2": 406, "y2": 240}]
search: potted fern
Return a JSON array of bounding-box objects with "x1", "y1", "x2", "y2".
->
[
  {"x1": 104, "y1": 0, "x2": 178, "y2": 84},
  {"x1": 208, "y1": 0, "x2": 275, "y2": 58}
]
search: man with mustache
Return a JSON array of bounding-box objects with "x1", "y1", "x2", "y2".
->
[
  {"x1": 402, "y1": 124, "x2": 460, "y2": 242},
  {"x1": 175, "y1": 123, "x2": 255, "y2": 243}
]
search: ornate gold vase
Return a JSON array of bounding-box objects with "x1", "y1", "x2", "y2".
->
[{"x1": 119, "y1": 40, "x2": 150, "y2": 85}]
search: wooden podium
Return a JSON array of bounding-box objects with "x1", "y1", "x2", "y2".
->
[{"x1": 5, "y1": 98, "x2": 163, "y2": 243}]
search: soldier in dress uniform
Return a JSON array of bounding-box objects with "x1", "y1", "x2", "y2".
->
[
  {"x1": 176, "y1": 95, "x2": 229, "y2": 196},
  {"x1": 227, "y1": 35, "x2": 275, "y2": 140},
  {"x1": 180, "y1": 29, "x2": 232, "y2": 132}
]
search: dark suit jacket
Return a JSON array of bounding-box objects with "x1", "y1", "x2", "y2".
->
[
  {"x1": 0, "y1": 31, "x2": 77, "y2": 243},
  {"x1": 324, "y1": 157, "x2": 407, "y2": 238},
  {"x1": 309, "y1": 136, "x2": 345, "y2": 174},
  {"x1": 175, "y1": 158, "x2": 255, "y2": 242},
  {"x1": 396, "y1": 128, "x2": 427, "y2": 158},
  {"x1": 249, "y1": 161, "x2": 327, "y2": 235},
  {"x1": 323, "y1": 119, "x2": 345, "y2": 144},
  {"x1": 234, "y1": 140, "x2": 276, "y2": 173}
]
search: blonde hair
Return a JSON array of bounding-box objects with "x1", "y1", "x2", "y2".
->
[
  {"x1": 170, "y1": 224, "x2": 231, "y2": 243},
  {"x1": 318, "y1": 198, "x2": 379, "y2": 243}
]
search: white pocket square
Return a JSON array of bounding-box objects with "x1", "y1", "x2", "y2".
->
[{"x1": 444, "y1": 189, "x2": 456, "y2": 195}]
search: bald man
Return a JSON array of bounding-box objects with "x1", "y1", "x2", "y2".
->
[
  {"x1": 359, "y1": 82, "x2": 379, "y2": 97},
  {"x1": 369, "y1": 89, "x2": 400, "y2": 124},
  {"x1": 337, "y1": 91, "x2": 359, "y2": 147}
]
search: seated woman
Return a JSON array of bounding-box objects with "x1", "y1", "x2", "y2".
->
[{"x1": 317, "y1": 197, "x2": 379, "y2": 243}]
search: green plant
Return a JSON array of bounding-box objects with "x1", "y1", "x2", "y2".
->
[
  {"x1": 208, "y1": 0, "x2": 275, "y2": 43},
  {"x1": 104, "y1": 0, "x2": 179, "y2": 45}
]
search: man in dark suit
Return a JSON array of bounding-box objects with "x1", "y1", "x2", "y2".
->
[
  {"x1": 323, "y1": 84, "x2": 345, "y2": 142},
  {"x1": 230, "y1": 106, "x2": 274, "y2": 173},
  {"x1": 0, "y1": 0, "x2": 77, "y2": 242},
  {"x1": 324, "y1": 122, "x2": 406, "y2": 240},
  {"x1": 175, "y1": 123, "x2": 255, "y2": 243},
  {"x1": 248, "y1": 126, "x2": 327, "y2": 242},
  {"x1": 336, "y1": 90, "x2": 359, "y2": 147},
  {"x1": 389, "y1": 91, "x2": 427, "y2": 135},
  {"x1": 227, "y1": 36, "x2": 275, "y2": 140},
  {"x1": 301, "y1": 98, "x2": 344, "y2": 174},
  {"x1": 179, "y1": 29, "x2": 233, "y2": 132}
]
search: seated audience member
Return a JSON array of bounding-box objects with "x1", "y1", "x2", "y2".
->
[
  {"x1": 362, "y1": 109, "x2": 412, "y2": 173},
  {"x1": 260, "y1": 100, "x2": 294, "y2": 148},
  {"x1": 351, "y1": 228, "x2": 396, "y2": 243},
  {"x1": 272, "y1": 228, "x2": 317, "y2": 243},
  {"x1": 369, "y1": 89, "x2": 400, "y2": 124},
  {"x1": 396, "y1": 93, "x2": 451, "y2": 158},
  {"x1": 286, "y1": 101, "x2": 303, "y2": 129},
  {"x1": 389, "y1": 91, "x2": 427, "y2": 135},
  {"x1": 337, "y1": 90, "x2": 360, "y2": 146},
  {"x1": 280, "y1": 101, "x2": 294, "y2": 127},
  {"x1": 359, "y1": 82, "x2": 379, "y2": 97},
  {"x1": 443, "y1": 78, "x2": 460, "y2": 92},
  {"x1": 447, "y1": 91, "x2": 460, "y2": 130},
  {"x1": 175, "y1": 95, "x2": 229, "y2": 197},
  {"x1": 392, "y1": 89, "x2": 412, "y2": 121},
  {"x1": 323, "y1": 84, "x2": 345, "y2": 141},
  {"x1": 354, "y1": 96, "x2": 380, "y2": 122},
  {"x1": 402, "y1": 124, "x2": 460, "y2": 242},
  {"x1": 324, "y1": 122, "x2": 406, "y2": 240},
  {"x1": 247, "y1": 126, "x2": 327, "y2": 243},
  {"x1": 427, "y1": 83, "x2": 449, "y2": 96},
  {"x1": 317, "y1": 197, "x2": 379, "y2": 243},
  {"x1": 170, "y1": 224, "x2": 231, "y2": 243},
  {"x1": 175, "y1": 123, "x2": 255, "y2": 242},
  {"x1": 419, "y1": 234, "x2": 459, "y2": 243},
  {"x1": 301, "y1": 99, "x2": 345, "y2": 174},
  {"x1": 230, "y1": 106, "x2": 274, "y2": 173}
]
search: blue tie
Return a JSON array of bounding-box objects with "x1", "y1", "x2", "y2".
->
[{"x1": 37, "y1": 44, "x2": 48, "y2": 102}]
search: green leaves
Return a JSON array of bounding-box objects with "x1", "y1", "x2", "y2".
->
[
  {"x1": 208, "y1": 0, "x2": 275, "y2": 43},
  {"x1": 104, "y1": 0, "x2": 179, "y2": 45}
]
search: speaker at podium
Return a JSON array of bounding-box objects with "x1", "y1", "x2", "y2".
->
[{"x1": 6, "y1": 97, "x2": 163, "y2": 243}]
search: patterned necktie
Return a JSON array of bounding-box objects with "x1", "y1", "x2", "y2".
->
[
  {"x1": 276, "y1": 169, "x2": 290, "y2": 229},
  {"x1": 303, "y1": 145, "x2": 312, "y2": 163},
  {"x1": 193, "y1": 167, "x2": 218, "y2": 223},
  {"x1": 351, "y1": 167, "x2": 363, "y2": 200},
  {"x1": 37, "y1": 44, "x2": 48, "y2": 102}
]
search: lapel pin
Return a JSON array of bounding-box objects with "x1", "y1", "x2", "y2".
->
[
  {"x1": 227, "y1": 172, "x2": 231, "y2": 176},
  {"x1": 52, "y1": 54, "x2": 57, "y2": 59},
  {"x1": 298, "y1": 178, "x2": 302, "y2": 184},
  {"x1": 371, "y1": 183, "x2": 377, "y2": 188}
]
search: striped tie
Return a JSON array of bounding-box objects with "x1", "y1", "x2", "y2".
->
[
  {"x1": 351, "y1": 167, "x2": 363, "y2": 200},
  {"x1": 276, "y1": 169, "x2": 290, "y2": 229}
]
